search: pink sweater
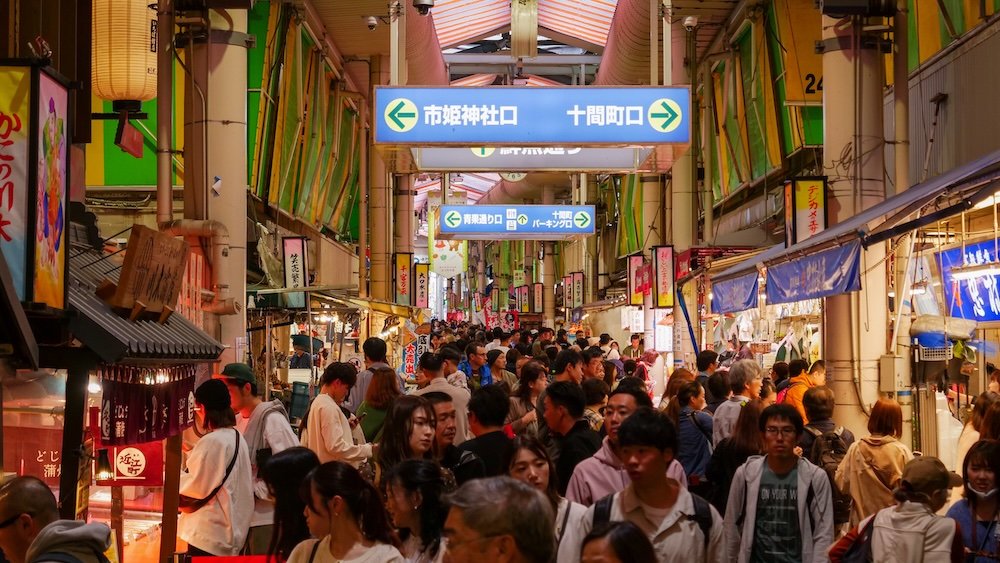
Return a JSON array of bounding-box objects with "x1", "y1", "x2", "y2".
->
[{"x1": 565, "y1": 437, "x2": 687, "y2": 506}]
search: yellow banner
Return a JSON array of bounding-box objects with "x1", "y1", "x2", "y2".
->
[{"x1": 774, "y1": 0, "x2": 823, "y2": 105}]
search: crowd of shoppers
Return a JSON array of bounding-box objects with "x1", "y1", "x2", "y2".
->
[{"x1": 19, "y1": 322, "x2": 1000, "y2": 563}]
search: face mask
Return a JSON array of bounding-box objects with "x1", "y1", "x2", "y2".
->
[{"x1": 969, "y1": 484, "x2": 1000, "y2": 500}]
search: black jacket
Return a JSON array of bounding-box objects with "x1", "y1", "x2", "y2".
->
[
  {"x1": 458, "y1": 430, "x2": 514, "y2": 477},
  {"x1": 555, "y1": 420, "x2": 602, "y2": 496}
]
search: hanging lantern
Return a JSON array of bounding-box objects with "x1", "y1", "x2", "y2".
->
[{"x1": 91, "y1": 0, "x2": 157, "y2": 103}]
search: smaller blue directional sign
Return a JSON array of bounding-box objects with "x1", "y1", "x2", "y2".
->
[
  {"x1": 439, "y1": 205, "x2": 596, "y2": 241},
  {"x1": 375, "y1": 87, "x2": 690, "y2": 145}
]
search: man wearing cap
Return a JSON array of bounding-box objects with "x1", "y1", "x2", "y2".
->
[
  {"x1": 289, "y1": 334, "x2": 315, "y2": 369},
  {"x1": 830, "y1": 456, "x2": 964, "y2": 562},
  {"x1": 217, "y1": 363, "x2": 298, "y2": 554}
]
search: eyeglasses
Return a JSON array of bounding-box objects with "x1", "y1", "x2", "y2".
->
[
  {"x1": 442, "y1": 534, "x2": 501, "y2": 551},
  {"x1": 0, "y1": 513, "x2": 28, "y2": 529},
  {"x1": 764, "y1": 426, "x2": 799, "y2": 437}
]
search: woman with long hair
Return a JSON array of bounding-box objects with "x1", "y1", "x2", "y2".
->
[
  {"x1": 289, "y1": 461, "x2": 402, "y2": 562},
  {"x1": 357, "y1": 367, "x2": 403, "y2": 442},
  {"x1": 659, "y1": 367, "x2": 695, "y2": 410},
  {"x1": 505, "y1": 361, "x2": 547, "y2": 436},
  {"x1": 666, "y1": 380, "x2": 714, "y2": 496},
  {"x1": 946, "y1": 440, "x2": 1000, "y2": 562},
  {"x1": 384, "y1": 459, "x2": 450, "y2": 563},
  {"x1": 260, "y1": 447, "x2": 320, "y2": 562},
  {"x1": 361, "y1": 395, "x2": 437, "y2": 489},
  {"x1": 835, "y1": 397, "x2": 914, "y2": 526},
  {"x1": 705, "y1": 398, "x2": 765, "y2": 515},
  {"x1": 506, "y1": 435, "x2": 588, "y2": 563}
]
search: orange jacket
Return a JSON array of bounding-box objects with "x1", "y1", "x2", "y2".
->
[{"x1": 783, "y1": 373, "x2": 816, "y2": 424}]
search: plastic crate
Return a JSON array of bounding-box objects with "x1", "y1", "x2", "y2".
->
[
  {"x1": 917, "y1": 345, "x2": 951, "y2": 362},
  {"x1": 289, "y1": 381, "x2": 315, "y2": 421}
]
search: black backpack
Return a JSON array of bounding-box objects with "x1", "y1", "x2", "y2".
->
[
  {"x1": 805, "y1": 426, "x2": 852, "y2": 525},
  {"x1": 592, "y1": 492, "x2": 714, "y2": 548}
]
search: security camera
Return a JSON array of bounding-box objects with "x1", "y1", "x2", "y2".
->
[
  {"x1": 366, "y1": 16, "x2": 377, "y2": 31},
  {"x1": 413, "y1": 0, "x2": 433, "y2": 16},
  {"x1": 683, "y1": 15, "x2": 698, "y2": 31}
]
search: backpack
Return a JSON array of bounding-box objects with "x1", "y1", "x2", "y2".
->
[
  {"x1": 806, "y1": 426, "x2": 852, "y2": 525},
  {"x1": 776, "y1": 380, "x2": 805, "y2": 404},
  {"x1": 837, "y1": 515, "x2": 875, "y2": 563},
  {"x1": 592, "y1": 492, "x2": 714, "y2": 549}
]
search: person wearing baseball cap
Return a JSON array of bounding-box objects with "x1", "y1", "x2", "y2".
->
[
  {"x1": 215, "y1": 363, "x2": 298, "y2": 554},
  {"x1": 830, "y1": 455, "x2": 965, "y2": 562},
  {"x1": 179, "y1": 379, "x2": 254, "y2": 557}
]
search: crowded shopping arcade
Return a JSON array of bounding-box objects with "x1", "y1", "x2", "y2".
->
[{"x1": 2, "y1": 0, "x2": 1000, "y2": 561}]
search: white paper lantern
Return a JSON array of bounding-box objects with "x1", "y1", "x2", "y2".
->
[{"x1": 92, "y1": 0, "x2": 158, "y2": 102}]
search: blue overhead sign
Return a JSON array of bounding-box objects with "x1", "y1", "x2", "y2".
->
[
  {"x1": 938, "y1": 239, "x2": 1000, "y2": 322},
  {"x1": 765, "y1": 241, "x2": 862, "y2": 305},
  {"x1": 438, "y1": 205, "x2": 595, "y2": 240},
  {"x1": 375, "y1": 86, "x2": 690, "y2": 145}
]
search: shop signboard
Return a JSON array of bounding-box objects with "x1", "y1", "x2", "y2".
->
[
  {"x1": 375, "y1": 86, "x2": 691, "y2": 145},
  {"x1": 109, "y1": 225, "x2": 189, "y2": 315},
  {"x1": 95, "y1": 441, "x2": 164, "y2": 487},
  {"x1": 0, "y1": 64, "x2": 69, "y2": 309},
  {"x1": 519, "y1": 285, "x2": 530, "y2": 313},
  {"x1": 394, "y1": 252, "x2": 412, "y2": 305},
  {"x1": 3, "y1": 426, "x2": 63, "y2": 486},
  {"x1": 627, "y1": 253, "x2": 644, "y2": 306},
  {"x1": 572, "y1": 272, "x2": 584, "y2": 308},
  {"x1": 282, "y1": 236, "x2": 308, "y2": 309},
  {"x1": 492, "y1": 286, "x2": 501, "y2": 312},
  {"x1": 563, "y1": 275, "x2": 572, "y2": 309},
  {"x1": 675, "y1": 247, "x2": 755, "y2": 279},
  {"x1": 438, "y1": 204, "x2": 595, "y2": 240},
  {"x1": 712, "y1": 272, "x2": 760, "y2": 314},
  {"x1": 938, "y1": 239, "x2": 1000, "y2": 322},
  {"x1": 415, "y1": 146, "x2": 653, "y2": 171},
  {"x1": 414, "y1": 263, "x2": 430, "y2": 308},
  {"x1": 785, "y1": 177, "x2": 828, "y2": 246},
  {"x1": 427, "y1": 190, "x2": 468, "y2": 279},
  {"x1": 653, "y1": 246, "x2": 675, "y2": 308},
  {"x1": 99, "y1": 367, "x2": 198, "y2": 446},
  {"x1": 765, "y1": 240, "x2": 861, "y2": 305},
  {"x1": 513, "y1": 269, "x2": 526, "y2": 288},
  {"x1": 533, "y1": 283, "x2": 543, "y2": 313}
]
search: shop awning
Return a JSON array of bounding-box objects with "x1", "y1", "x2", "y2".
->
[
  {"x1": 712, "y1": 148, "x2": 1000, "y2": 295},
  {"x1": 0, "y1": 254, "x2": 38, "y2": 369},
  {"x1": 68, "y1": 248, "x2": 224, "y2": 364}
]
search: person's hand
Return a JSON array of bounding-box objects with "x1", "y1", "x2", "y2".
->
[
  {"x1": 348, "y1": 415, "x2": 361, "y2": 429},
  {"x1": 793, "y1": 446, "x2": 803, "y2": 457},
  {"x1": 522, "y1": 410, "x2": 537, "y2": 425},
  {"x1": 253, "y1": 479, "x2": 271, "y2": 500}
]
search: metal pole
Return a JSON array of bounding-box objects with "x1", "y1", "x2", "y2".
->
[
  {"x1": 156, "y1": 0, "x2": 174, "y2": 227},
  {"x1": 265, "y1": 313, "x2": 273, "y2": 401}
]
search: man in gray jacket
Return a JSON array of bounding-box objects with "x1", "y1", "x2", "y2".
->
[
  {"x1": 0, "y1": 476, "x2": 112, "y2": 563},
  {"x1": 724, "y1": 403, "x2": 833, "y2": 563}
]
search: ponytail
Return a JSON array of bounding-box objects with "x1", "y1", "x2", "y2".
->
[
  {"x1": 358, "y1": 479, "x2": 400, "y2": 547},
  {"x1": 308, "y1": 462, "x2": 401, "y2": 549}
]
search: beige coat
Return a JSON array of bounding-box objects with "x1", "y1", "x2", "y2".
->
[{"x1": 834, "y1": 434, "x2": 913, "y2": 526}]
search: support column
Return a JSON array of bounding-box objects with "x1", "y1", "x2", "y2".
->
[
  {"x1": 543, "y1": 188, "x2": 556, "y2": 328},
  {"x1": 641, "y1": 175, "x2": 663, "y2": 351},
  {"x1": 394, "y1": 174, "x2": 414, "y2": 254},
  {"x1": 369, "y1": 56, "x2": 391, "y2": 301},
  {"x1": 186, "y1": 9, "x2": 249, "y2": 363},
  {"x1": 672, "y1": 154, "x2": 695, "y2": 366},
  {"x1": 822, "y1": 15, "x2": 888, "y2": 439}
]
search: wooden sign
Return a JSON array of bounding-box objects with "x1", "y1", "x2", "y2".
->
[{"x1": 104, "y1": 225, "x2": 189, "y2": 320}]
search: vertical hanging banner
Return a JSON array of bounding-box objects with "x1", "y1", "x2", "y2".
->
[
  {"x1": 492, "y1": 286, "x2": 501, "y2": 312},
  {"x1": 413, "y1": 262, "x2": 430, "y2": 308},
  {"x1": 32, "y1": 70, "x2": 69, "y2": 310},
  {"x1": 562, "y1": 275, "x2": 572, "y2": 309},
  {"x1": 100, "y1": 368, "x2": 197, "y2": 446},
  {"x1": 627, "y1": 254, "x2": 645, "y2": 306},
  {"x1": 513, "y1": 269, "x2": 526, "y2": 288},
  {"x1": 653, "y1": 246, "x2": 675, "y2": 308},
  {"x1": 786, "y1": 177, "x2": 827, "y2": 246},
  {"x1": 283, "y1": 236, "x2": 308, "y2": 308},
  {"x1": 519, "y1": 285, "x2": 530, "y2": 313},
  {"x1": 427, "y1": 190, "x2": 468, "y2": 278},
  {"x1": 394, "y1": 252, "x2": 413, "y2": 305},
  {"x1": 0, "y1": 65, "x2": 31, "y2": 302},
  {"x1": 572, "y1": 272, "x2": 584, "y2": 308},
  {"x1": 533, "y1": 283, "x2": 543, "y2": 313}
]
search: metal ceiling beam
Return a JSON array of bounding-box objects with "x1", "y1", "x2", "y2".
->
[{"x1": 443, "y1": 53, "x2": 602, "y2": 65}]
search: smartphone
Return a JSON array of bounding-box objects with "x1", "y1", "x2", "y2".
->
[{"x1": 355, "y1": 411, "x2": 368, "y2": 421}]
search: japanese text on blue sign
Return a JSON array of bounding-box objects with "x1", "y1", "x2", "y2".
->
[{"x1": 438, "y1": 205, "x2": 595, "y2": 241}]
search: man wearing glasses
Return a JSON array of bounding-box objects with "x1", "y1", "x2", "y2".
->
[
  {"x1": 442, "y1": 477, "x2": 554, "y2": 563},
  {"x1": 0, "y1": 476, "x2": 112, "y2": 563},
  {"x1": 724, "y1": 403, "x2": 833, "y2": 563}
]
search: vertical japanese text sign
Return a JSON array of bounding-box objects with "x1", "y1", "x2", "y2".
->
[
  {"x1": 563, "y1": 275, "x2": 572, "y2": 310},
  {"x1": 653, "y1": 246, "x2": 675, "y2": 308},
  {"x1": 786, "y1": 177, "x2": 827, "y2": 246},
  {"x1": 533, "y1": 283, "x2": 543, "y2": 313},
  {"x1": 572, "y1": 272, "x2": 584, "y2": 308},
  {"x1": 414, "y1": 263, "x2": 430, "y2": 308},
  {"x1": 282, "y1": 237, "x2": 308, "y2": 309},
  {"x1": 627, "y1": 253, "x2": 645, "y2": 306},
  {"x1": 395, "y1": 253, "x2": 413, "y2": 305},
  {"x1": 0, "y1": 65, "x2": 31, "y2": 302}
]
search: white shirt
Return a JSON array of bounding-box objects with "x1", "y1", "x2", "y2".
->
[
  {"x1": 236, "y1": 404, "x2": 300, "y2": 527},
  {"x1": 555, "y1": 497, "x2": 588, "y2": 563},
  {"x1": 178, "y1": 428, "x2": 254, "y2": 555},
  {"x1": 300, "y1": 393, "x2": 373, "y2": 466},
  {"x1": 286, "y1": 537, "x2": 404, "y2": 563}
]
